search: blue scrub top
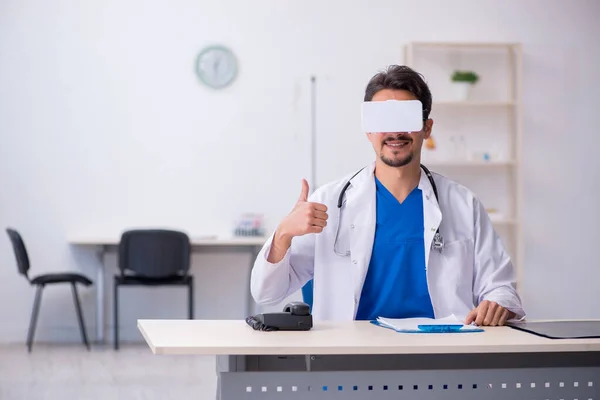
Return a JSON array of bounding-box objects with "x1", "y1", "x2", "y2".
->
[{"x1": 355, "y1": 177, "x2": 434, "y2": 320}]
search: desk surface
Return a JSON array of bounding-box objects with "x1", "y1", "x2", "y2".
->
[
  {"x1": 137, "y1": 319, "x2": 600, "y2": 356},
  {"x1": 68, "y1": 235, "x2": 267, "y2": 246}
]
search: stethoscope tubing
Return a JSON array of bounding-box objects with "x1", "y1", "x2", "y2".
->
[{"x1": 333, "y1": 164, "x2": 444, "y2": 255}]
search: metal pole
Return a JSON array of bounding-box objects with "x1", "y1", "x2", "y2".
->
[{"x1": 310, "y1": 75, "x2": 317, "y2": 192}]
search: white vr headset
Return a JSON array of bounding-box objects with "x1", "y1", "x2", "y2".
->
[{"x1": 361, "y1": 99, "x2": 424, "y2": 133}]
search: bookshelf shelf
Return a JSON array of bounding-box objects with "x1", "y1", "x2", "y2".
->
[
  {"x1": 433, "y1": 100, "x2": 515, "y2": 107},
  {"x1": 491, "y1": 217, "x2": 518, "y2": 226},
  {"x1": 426, "y1": 160, "x2": 516, "y2": 167}
]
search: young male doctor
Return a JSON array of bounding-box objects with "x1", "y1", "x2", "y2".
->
[{"x1": 250, "y1": 65, "x2": 525, "y2": 326}]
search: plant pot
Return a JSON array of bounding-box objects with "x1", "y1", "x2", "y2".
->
[{"x1": 451, "y1": 82, "x2": 473, "y2": 101}]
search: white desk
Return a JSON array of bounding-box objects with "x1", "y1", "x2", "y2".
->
[
  {"x1": 69, "y1": 236, "x2": 266, "y2": 344},
  {"x1": 138, "y1": 319, "x2": 600, "y2": 400}
]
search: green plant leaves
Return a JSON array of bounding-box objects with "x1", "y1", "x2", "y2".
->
[{"x1": 451, "y1": 70, "x2": 479, "y2": 84}]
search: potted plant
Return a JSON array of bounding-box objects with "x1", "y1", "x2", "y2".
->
[{"x1": 451, "y1": 70, "x2": 479, "y2": 101}]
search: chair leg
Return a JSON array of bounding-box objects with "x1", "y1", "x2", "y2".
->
[
  {"x1": 188, "y1": 278, "x2": 194, "y2": 320},
  {"x1": 114, "y1": 279, "x2": 119, "y2": 350},
  {"x1": 71, "y1": 283, "x2": 90, "y2": 351},
  {"x1": 26, "y1": 285, "x2": 44, "y2": 352}
]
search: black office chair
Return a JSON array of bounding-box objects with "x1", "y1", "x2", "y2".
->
[
  {"x1": 5, "y1": 228, "x2": 93, "y2": 352},
  {"x1": 114, "y1": 229, "x2": 194, "y2": 350}
]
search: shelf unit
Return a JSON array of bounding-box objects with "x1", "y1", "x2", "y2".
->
[{"x1": 405, "y1": 42, "x2": 524, "y2": 287}]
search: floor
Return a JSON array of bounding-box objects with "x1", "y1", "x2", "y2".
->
[{"x1": 0, "y1": 343, "x2": 217, "y2": 400}]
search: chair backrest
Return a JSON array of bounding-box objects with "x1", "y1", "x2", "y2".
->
[
  {"x1": 5, "y1": 228, "x2": 30, "y2": 279},
  {"x1": 118, "y1": 229, "x2": 191, "y2": 278}
]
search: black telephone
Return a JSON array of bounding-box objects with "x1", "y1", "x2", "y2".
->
[{"x1": 245, "y1": 301, "x2": 313, "y2": 331}]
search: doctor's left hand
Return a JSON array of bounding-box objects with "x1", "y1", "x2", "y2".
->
[{"x1": 465, "y1": 300, "x2": 515, "y2": 327}]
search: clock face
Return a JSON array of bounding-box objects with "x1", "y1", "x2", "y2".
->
[{"x1": 195, "y1": 45, "x2": 237, "y2": 89}]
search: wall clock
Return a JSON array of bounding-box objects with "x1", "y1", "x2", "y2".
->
[{"x1": 195, "y1": 45, "x2": 238, "y2": 89}]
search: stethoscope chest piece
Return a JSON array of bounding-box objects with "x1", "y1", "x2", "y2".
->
[{"x1": 432, "y1": 231, "x2": 444, "y2": 253}]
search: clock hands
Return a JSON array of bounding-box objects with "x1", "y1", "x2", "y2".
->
[{"x1": 213, "y1": 58, "x2": 220, "y2": 78}]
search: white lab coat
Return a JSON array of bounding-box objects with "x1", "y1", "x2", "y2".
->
[{"x1": 250, "y1": 162, "x2": 525, "y2": 321}]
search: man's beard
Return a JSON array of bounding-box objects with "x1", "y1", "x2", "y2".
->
[{"x1": 380, "y1": 152, "x2": 413, "y2": 167}]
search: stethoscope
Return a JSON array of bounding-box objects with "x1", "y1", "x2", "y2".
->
[{"x1": 333, "y1": 163, "x2": 444, "y2": 256}]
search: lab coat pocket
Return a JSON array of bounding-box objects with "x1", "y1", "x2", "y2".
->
[
  {"x1": 431, "y1": 238, "x2": 474, "y2": 295},
  {"x1": 427, "y1": 237, "x2": 476, "y2": 318}
]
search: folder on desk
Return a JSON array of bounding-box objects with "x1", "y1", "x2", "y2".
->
[
  {"x1": 507, "y1": 321, "x2": 600, "y2": 339},
  {"x1": 372, "y1": 314, "x2": 484, "y2": 333}
]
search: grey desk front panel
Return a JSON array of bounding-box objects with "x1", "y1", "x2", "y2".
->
[
  {"x1": 221, "y1": 367, "x2": 599, "y2": 399},
  {"x1": 219, "y1": 353, "x2": 600, "y2": 400},
  {"x1": 241, "y1": 352, "x2": 600, "y2": 372}
]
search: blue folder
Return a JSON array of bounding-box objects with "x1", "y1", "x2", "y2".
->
[{"x1": 371, "y1": 319, "x2": 484, "y2": 334}]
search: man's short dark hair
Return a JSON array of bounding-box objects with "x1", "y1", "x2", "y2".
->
[{"x1": 364, "y1": 65, "x2": 432, "y2": 120}]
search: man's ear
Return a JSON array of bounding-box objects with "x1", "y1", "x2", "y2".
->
[{"x1": 423, "y1": 119, "x2": 434, "y2": 139}]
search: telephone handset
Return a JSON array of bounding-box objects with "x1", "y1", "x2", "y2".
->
[{"x1": 245, "y1": 301, "x2": 313, "y2": 331}]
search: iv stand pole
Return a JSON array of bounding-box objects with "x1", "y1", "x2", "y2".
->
[{"x1": 310, "y1": 75, "x2": 317, "y2": 193}]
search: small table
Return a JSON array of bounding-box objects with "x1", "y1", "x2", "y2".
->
[
  {"x1": 69, "y1": 235, "x2": 266, "y2": 343},
  {"x1": 138, "y1": 319, "x2": 600, "y2": 400}
]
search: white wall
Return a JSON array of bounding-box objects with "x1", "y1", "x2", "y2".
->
[{"x1": 1, "y1": 0, "x2": 599, "y2": 343}]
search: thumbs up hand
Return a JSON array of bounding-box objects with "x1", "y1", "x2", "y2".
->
[
  {"x1": 267, "y1": 179, "x2": 328, "y2": 264},
  {"x1": 279, "y1": 179, "x2": 329, "y2": 238}
]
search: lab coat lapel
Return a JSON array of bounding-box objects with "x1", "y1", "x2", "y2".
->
[
  {"x1": 419, "y1": 169, "x2": 442, "y2": 270},
  {"x1": 343, "y1": 163, "x2": 377, "y2": 310}
]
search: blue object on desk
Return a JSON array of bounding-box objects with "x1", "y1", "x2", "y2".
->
[
  {"x1": 370, "y1": 320, "x2": 483, "y2": 333},
  {"x1": 417, "y1": 324, "x2": 463, "y2": 333}
]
